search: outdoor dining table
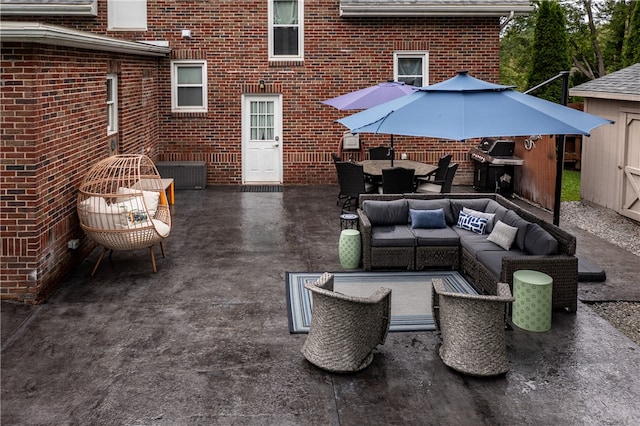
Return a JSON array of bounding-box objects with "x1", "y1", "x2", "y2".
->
[{"x1": 359, "y1": 159, "x2": 438, "y2": 178}]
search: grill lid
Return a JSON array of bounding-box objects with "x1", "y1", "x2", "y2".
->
[{"x1": 478, "y1": 138, "x2": 515, "y2": 157}]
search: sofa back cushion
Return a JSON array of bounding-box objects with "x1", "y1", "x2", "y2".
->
[
  {"x1": 501, "y1": 210, "x2": 531, "y2": 250},
  {"x1": 524, "y1": 223, "x2": 559, "y2": 255},
  {"x1": 363, "y1": 199, "x2": 409, "y2": 226},
  {"x1": 450, "y1": 198, "x2": 492, "y2": 223},
  {"x1": 407, "y1": 199, "x2": 454, "y2": 225},
  {"x1": 484, "y1": 200, "x2": 509, "y2": 227}
]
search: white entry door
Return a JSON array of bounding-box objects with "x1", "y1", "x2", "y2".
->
[
  {"x1": 620, "y1": 112, "x2": 640, "y2": 222},
  {"x1": 242, "y1": 95, "x2": 283, "y2": 183}
]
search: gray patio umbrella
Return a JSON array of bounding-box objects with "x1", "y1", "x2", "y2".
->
[{"x1": 338, "y1": 71, "x2": 614, "y2": 224}]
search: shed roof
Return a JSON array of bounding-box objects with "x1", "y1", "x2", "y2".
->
[
  {"x1": 339, "y1": 0, "x2": 534, "y2": 16},
  {"x1": 570, "y1": 63, "x2": 640, "y2": 102}
]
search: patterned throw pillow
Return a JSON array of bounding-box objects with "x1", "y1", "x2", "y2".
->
[{"x1": 456, "y1": 211, "x2": 488, "y2": 235}]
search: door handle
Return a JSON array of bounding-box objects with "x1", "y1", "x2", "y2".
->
[{"x1": 274, "y1": 143, "x2": 279, "y2": 147}]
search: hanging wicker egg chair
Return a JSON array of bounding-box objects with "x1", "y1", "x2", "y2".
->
[{"x1": 77, "y1": 154, "x2": 172, "y2": 275}]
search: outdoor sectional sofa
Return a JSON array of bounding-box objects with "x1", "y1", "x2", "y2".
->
[{"x1": 357, "y1": 193, "x2": 578, "y2": 312}]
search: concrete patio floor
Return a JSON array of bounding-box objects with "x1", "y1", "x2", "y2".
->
[{"x1": 2, "y1": 185, "x2": 640, "y2": 425}]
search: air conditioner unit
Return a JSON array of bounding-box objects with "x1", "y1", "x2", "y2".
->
[{"x1": 342, "y1": 131, "x2": 360, "y2": 150}]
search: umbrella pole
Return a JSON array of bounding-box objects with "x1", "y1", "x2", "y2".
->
[
  {"x1": 553, "y1": 72, "x2": 570, "y2": 226},
  {"x1": 390, "y1": 135, "x2": 394, "y2": 167}
]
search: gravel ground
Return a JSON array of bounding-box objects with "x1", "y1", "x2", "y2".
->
[{"x1": 560, "y1": 201, "x2": 640, "y2": 346}]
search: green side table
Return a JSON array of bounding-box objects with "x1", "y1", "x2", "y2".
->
[
  {"x1": 512, "y1": 270, "x2": 553, "y2": 332},
  {"x1": 339, "y1": 229, "x2": 361, "y2": 269}
]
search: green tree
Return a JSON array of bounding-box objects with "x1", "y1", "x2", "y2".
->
[
  {"x1": 500, "y1": 14, "x2": 536, "y2": 91},
  {"x1": 526, "y1": 1, "x2": 571, "y2": 102},
  {"x1": 622, "y1": 0, "x2": 640, "y2": 67}
]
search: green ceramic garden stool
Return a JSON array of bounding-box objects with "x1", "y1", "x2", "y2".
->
[
  {"x1": 339, "y1": 229, "x2": 361, "y2": 269},
  {"x1": 512, "y1": 270, "x2": 553, "y2": 332}
]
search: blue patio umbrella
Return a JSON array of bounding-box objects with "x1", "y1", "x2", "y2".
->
[
  {"x1": 323, "y1": 81, "x2": 418, "y2": 166},
  {"x1": 337, "y1": 71, "x2": 612, "y2": 140}
]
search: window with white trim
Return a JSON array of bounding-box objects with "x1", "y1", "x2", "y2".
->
[
  {"x1": 106, "y1": 74, "x2": 118, "y2": 135},
  {"x1": 171, "y1": 60, "x2": 208, "y2": 113},
  {"x1": 268, "y1": 0, "x2": 304, "y2": 60},
  {"x1": 394, "y1": 52, "x2": 429, "y2": 87},
  {"x1": 108, "y1": 0, "x2": 147, "y2": 31}
]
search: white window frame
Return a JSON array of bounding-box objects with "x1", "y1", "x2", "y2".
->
[
  {"x1": 107, "y1": 0, "x2": 147, "y2": 31},
  {"x1": 171, "y1": 60, "x2": 208, "y2": 113},
  {"x1": 394, "y1": 51, "x2": 429, "y2": 87},
  {"x1": 268, "y1": 0, "x2": 304, "y2": 61},
  {"x1": 106, "y1": 74, "x2": 118, "y2": 135}
]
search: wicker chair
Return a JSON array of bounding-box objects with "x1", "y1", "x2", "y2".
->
[
  {"x1": 77, "y1": 154, "x2": 171, "y2": 275},
  {"x1": 431, "y1": 278, "x2": 514, "y2": 377},
  {"x1": 301, "y1": 272, "x2": 392, "y2": 373}
]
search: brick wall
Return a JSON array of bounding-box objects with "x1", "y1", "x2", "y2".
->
[
  {"x1": 1, "y1": 43, "x2": 161, "y2": 302},
  {"x1": 137, "y1": 1, "x2": 499, "y2": 185}
]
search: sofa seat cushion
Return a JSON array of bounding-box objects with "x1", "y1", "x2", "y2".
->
[
  {"x1": 455, "y1": 228, "x2": 505, "y2": 256},
  {"x1": 476, "y1": 249, "x2": 529, "y2": 279},
  {"x1": 412, "y1": 226, "x2": 460, "y2": 246},
  {"x1": 371, "y1": 225, "x2": 416, "y2": 247}
]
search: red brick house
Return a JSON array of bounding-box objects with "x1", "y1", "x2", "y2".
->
[{"x1": 1, "y1": 0, "x2": 533, "y2": 303}]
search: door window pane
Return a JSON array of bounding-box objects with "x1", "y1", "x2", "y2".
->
[{"x1": 250, "y1": 101, "x2": 275, "y2": 140}]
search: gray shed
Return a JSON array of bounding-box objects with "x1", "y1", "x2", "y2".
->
[{"x1": 570, "y1": 63, "x2": 640, "y2": 222}]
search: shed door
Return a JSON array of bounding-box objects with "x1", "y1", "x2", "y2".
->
[
  {"x1": 241, "y1": 95, "x2": 283, "y2": 184},
  {"x1": 621, "y1": 113, "x2": 640, "y2": 222}
]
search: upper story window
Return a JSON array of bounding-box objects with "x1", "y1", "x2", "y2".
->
[
  {"x1": 108, "y1": 0, "x2": 147, "y2": 31},
  {"x1": 394, "y1": 51, "x2": 429, "y2": 87},
  {"x1": 171, "y1": 60, "x2": 208, "y2": 113},
  {"x1": 106, "y1": 74, "x2": 118, "y2": 135},
  {"x1": 269, "y1": 0, "x2": 304, "y2": 61}
]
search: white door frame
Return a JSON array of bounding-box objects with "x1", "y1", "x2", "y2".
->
[{"x1": 241, "y1": 94, "x2": 283, "y2": 184}]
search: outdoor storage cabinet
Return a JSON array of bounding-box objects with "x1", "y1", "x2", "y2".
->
[{"x1": 155, "y1": 161, "x2": 206, "y2": 189}]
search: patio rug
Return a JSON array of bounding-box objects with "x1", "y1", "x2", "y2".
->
[
  {"x1": 240, "y1": 185, "x2": 283, "y2": 193},
  {"x1": 286, "y1": 271, "x2": 478, "y2": 333}
]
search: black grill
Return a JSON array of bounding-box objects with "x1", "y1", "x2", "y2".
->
[{"x1": 469, "y1": 139, "x2": 523, "y2": 195}]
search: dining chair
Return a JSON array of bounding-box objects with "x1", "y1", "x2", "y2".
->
[
  {"x1": 415, "y1": 163, "x2": 458, "y2": 193},
  {"x1": 331, "y1": 152, "x2": 341, "y2": 163},
  {"x1": 335, "y1": 161, "x2": 377, "y2": 209},
  {"x1": 369, "y1": 146, "x2": 393, "y2": 160},
  {"x1": 380, "y1": 167, "x2": 415, "y2": 194},
  {"x1": 301, "y1": 272, "x2": 391, "y2": 373},
  {"x1": 419, "y1": 153, "x2": 452, "y2": 183}
]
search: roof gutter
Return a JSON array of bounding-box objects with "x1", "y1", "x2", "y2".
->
[
  {"x1": 339, "y1": 4, "x2": 534, "y2": 17},
  {"x1": 0, "y1": 22, "x2": 170, "y2": 57},
  {"x1": 0, "y1": 1, "x2": 97, "y2": 16}
]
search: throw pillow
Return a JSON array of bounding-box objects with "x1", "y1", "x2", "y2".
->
[
  {"x1": 462, "y1": 207, "x2": 496, "y2": 232},
  {"x1": 410, "y1": 208, "x2": 447, "y2": 229},
  {"x1": 486, "y1": 220, "x2": 518, "y2": 250},
  {"x1": 117, "y1": 187, "x2": 160, "y2": 217},
  {"x1": 456, "y1": 211, "x2": 488, "y2": 235}
]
